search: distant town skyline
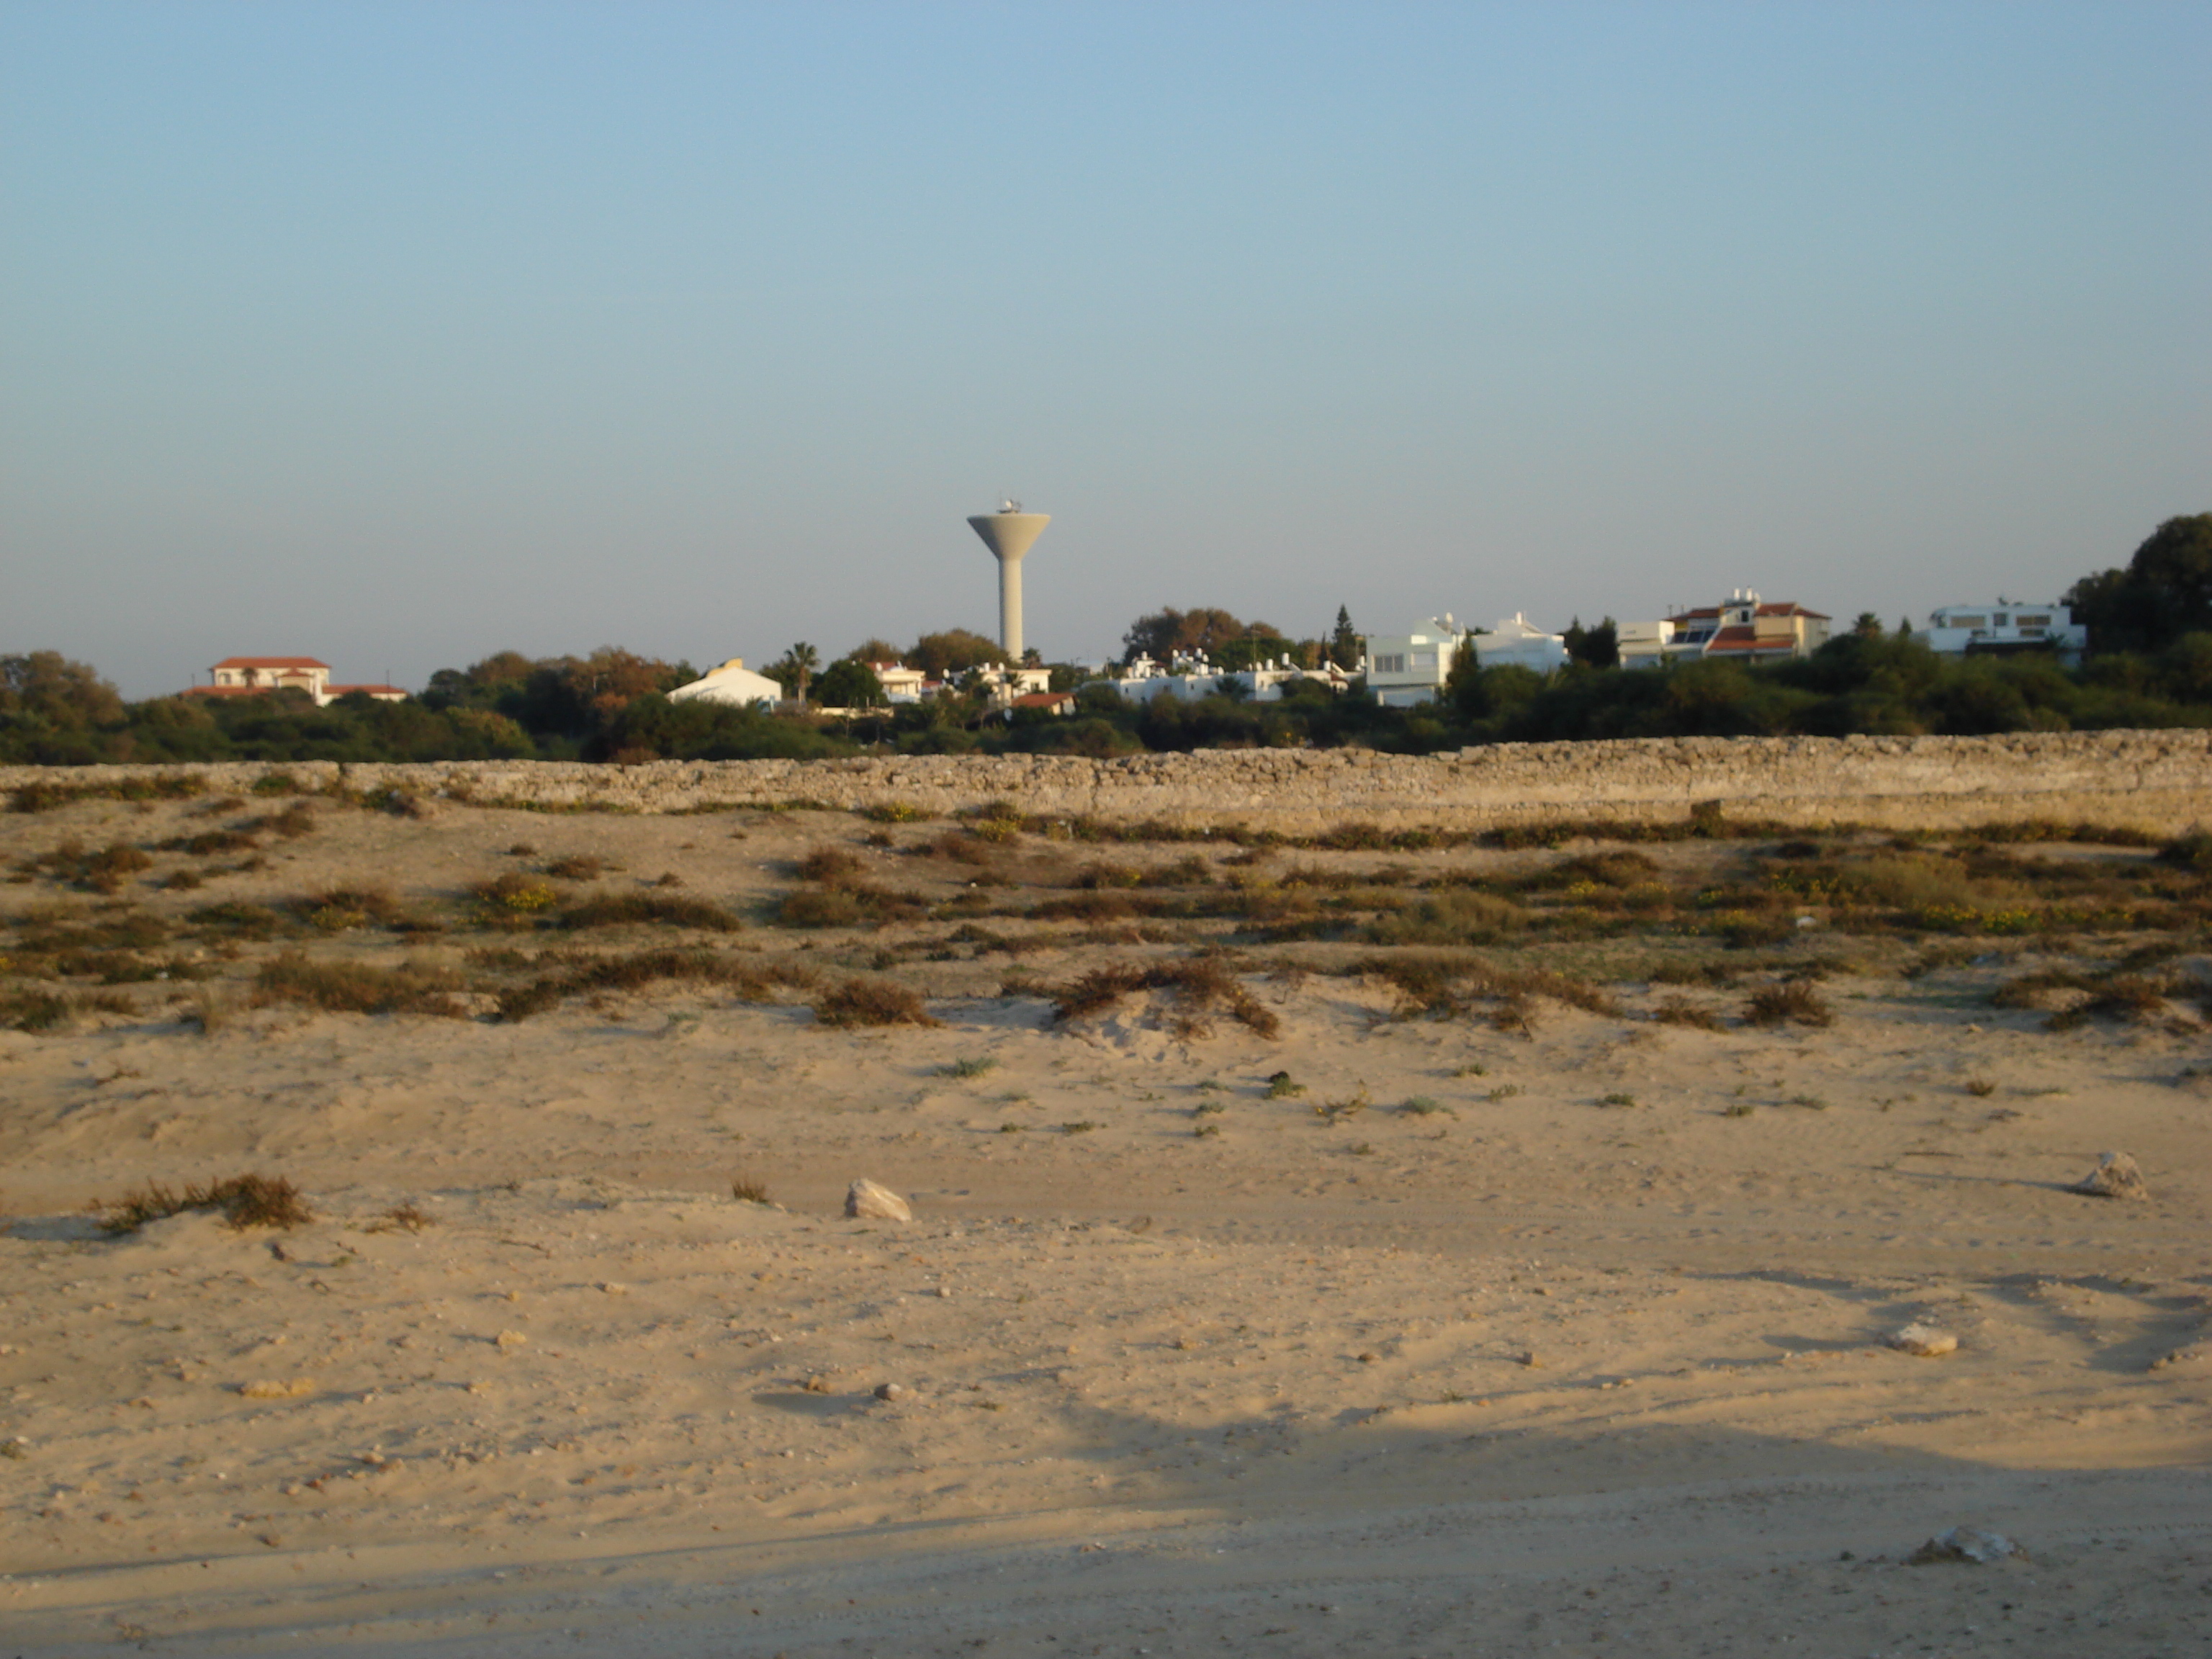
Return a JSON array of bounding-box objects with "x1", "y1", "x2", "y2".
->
[{"x1": 4, "y1": 3, "x2": 2206, "y2": 701}]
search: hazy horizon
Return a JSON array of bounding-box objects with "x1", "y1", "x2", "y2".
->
[{"x1": 5, "y1": 2, "x2": 2206, "y2": 701}]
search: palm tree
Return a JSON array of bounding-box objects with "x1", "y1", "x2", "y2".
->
[{"x1": 788, "y1": 642, "x2": 819, "y2": 706}]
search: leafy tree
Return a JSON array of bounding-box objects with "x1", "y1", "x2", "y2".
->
[
  {"x1": 1328, "y1": 606, "x2": 1360, "y2": 670},
  {"x1": 813, "y1": 658, "x2": 886, "y2": 709},
  {"x1": 1852, "y1": 611, "x2": 1884, "y2": 637},
  {"x1": 1120, "y1": 607, "x2": 1280, "y2": 665},
  {"x1": 844, "y1": 638, "x2": 903, "y2": 665},
  {"x1": 765, "y1": 642, "x2": 821, "y2": 703},
  {"x1": 1, "y1": 652, "x2": 125, "y2": 727},
  {"x1": 2066, "y1": 513, "x2": 2212, "y2": 652},
  {"x1": 908, "y1": 629, "x2": 1007, "y2": 677},
  {"x1": 1561, "y1": 617, "x2": 1619, "y2": 670}
]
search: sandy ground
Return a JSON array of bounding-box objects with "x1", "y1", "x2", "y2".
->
[{"x1": 1, "y1": 790, "x2": 2208, "y2": 1656}]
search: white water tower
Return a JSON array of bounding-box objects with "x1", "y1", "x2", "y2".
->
[{"x1": 966, "y1": 499, "x2": 1050, "y2": 660}]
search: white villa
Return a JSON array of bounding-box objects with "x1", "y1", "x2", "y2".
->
[
  {"x1": 667, "y1": 657, "x2": 783, "y2": 711},
  {"x1": 1915, "y1": 602, "x2": 2086, "y2": 663},
  {"x1": 1110, "y1": 653, "x2": 1354, "y2": 705},
  {"x1": 1364, "y1": 619, "x2": 1465, "y2": 708},
  {"x1": 186, "y1": 657, "x2": 406, "y2": 707},
  {"x1": 1468, "y1": 613, "x2": 1569, "y2": 675}
]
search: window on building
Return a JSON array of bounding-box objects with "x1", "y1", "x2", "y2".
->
[{"x1": 1374, "y1": 654, "x2": 1407, "y2": 675}]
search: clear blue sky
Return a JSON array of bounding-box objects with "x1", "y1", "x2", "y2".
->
[{"x1": 4, "y1": 1, "x2": 2206, "y2": 698}]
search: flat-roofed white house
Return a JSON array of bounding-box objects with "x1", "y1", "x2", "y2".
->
[
  {"x1": 185, "y1": 657, "x2": 406, "y2": 707},
  {"x1": 1364, "y1": 619, "x2": 1465, "y2": 707},
  {"x1": 1469, "y1": 613, "x2": 1569, "y2": 675},
  {"x1": 1619, "y1": 591, "x2": 1830, "y2": 670},
  {"x1": 667, "y1": 657, "x2": 783, "y2": 711},
  {"x1": 1915, "y1": 603, "x2": 2087, "y2": 663}
]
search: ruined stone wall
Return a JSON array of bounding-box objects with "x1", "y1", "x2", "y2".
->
[{"x1": 8, "y1": 730, "x2": 2212, "y2": 835}]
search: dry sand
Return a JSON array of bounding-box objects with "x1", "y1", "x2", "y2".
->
[{"x1": 1, "y1": 789, "x2": 2208, "y2": 1656}]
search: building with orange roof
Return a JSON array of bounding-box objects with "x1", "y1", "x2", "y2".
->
[
  {"x1": 184, "y1": 657, "x2": 407, "y2": 707},
  {"x1": 1617, "y1": 591, "x2": 1830, "y2": 670}
]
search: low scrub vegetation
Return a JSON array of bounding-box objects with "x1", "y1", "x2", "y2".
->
[
  {"x1": 560, "y1": 892, "x2": 744, "y2": 932},
  {"x1": 814, "y1": 976, "x2": 939, "y2": 1028},
  {"x1": 98, "y1": 1172, "x2": 310, "y2": 1235},
  {"x1": 253, "y1": 952, "x2": 467, "y2": 1017},
  {"x1": 1048, "y1": 956, "x2": 1281, "y2": 1039}
]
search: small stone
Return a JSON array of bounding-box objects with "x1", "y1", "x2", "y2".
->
[
  {"x1": 237, "y1": 1377, "x2": 318, "y2": 1399},
  {"x1": 801, "y1": 1375, "x2": 834, "y2": 1394},
  {"x1": 1356, "y1": 1352, "x2": 1378, "y2": 1364},
  {"x1": 494, "y1": 1330, "x2": 528, "y2": 1349},
  {"x1": 845, "y1": 1179, "x2": 912, "y2": 1221},
  {"x1": 2069, "y1": 1151, "x2": 2148, "y2": 1200},
  {"x1": 873, "y1": 1382, "x2": 909, "y2": 1403},
  {"x1": 1887, "y1": 1323, "x2": 1958, "y2": 1358},
  {"x1": 599, "y1": 1282, "x2": 628, "y2": 1295},
  {"x1": 1519, "y1": 1351, "x2": 1544, "y2": 1368},
  {"x1": 1909, "y1": 1527, "x2": 2019, "y2": 1565}
]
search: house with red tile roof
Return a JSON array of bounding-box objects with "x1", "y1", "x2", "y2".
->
[
  {"x1": 184, "y1": 657, "x2": 407, "y2": 707},
  {"x1": 1617, "y1": 591, "x2": 1830, "y2": 670}
]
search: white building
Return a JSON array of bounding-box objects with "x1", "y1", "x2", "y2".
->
[
  {"x1": 1108, "y1": 652, "x2": 1352, "y2": 705},
  {"x1": 1915, "y1": 602, "x2": 2086, "y2": 663},
  {"x1": 1364, "y1": 618, "x2": 1465, "y2": 708},
  {"x1": 667, "y1": 657, "x2": 783, "y2": 711},
  {"x1": 1468, "y1": 613, "x2": 1569, "y2": 675}
]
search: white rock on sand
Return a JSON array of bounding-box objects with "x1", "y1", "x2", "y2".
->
[
  {"x1": 1909, "y1": 1526, "x2": 2020, "y2": 1564},
  {"x1": 2069, "y1": 1151, "x2": 2149, "y2": 1199},
  {"x1": 1887, "y1": 1323, "x2": 1959, "y2": 1357},
  {"x1": 845, "y1": 1178, "x2": 912, "y2": 1220}
]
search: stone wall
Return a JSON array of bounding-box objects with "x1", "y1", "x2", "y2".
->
[{"x1": 8, "y1": 731, "x2": 2212, "y2": 835}]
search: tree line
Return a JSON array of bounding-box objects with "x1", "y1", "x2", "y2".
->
[{"x1": 4, "y1": 513, "x2": 2207, "y2": 765}]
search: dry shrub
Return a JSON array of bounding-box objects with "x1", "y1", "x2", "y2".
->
[
  {"x1": 860, "y1": 801, "x2": 929, "y2": 824},
  {"x1": 1072, "y1": 860, "x2": 1144, "y2": 890},
  {"x1": 253, "y1": 952, "x2": 467, "y2": 1017},
  {"x1": 160, "y1": 828, "x2": 261, "y2": 858},
  {"x1": 1527, "y1": 850, "x2": 1662, "y2": 891},
  {"x1": 730, "y1": 1176, "x2": 773, "y2": 1203},
  {"x1": 1651, "y1": 996, "x2": 1725, "y2": 1031},
  {"x1": 794, "y1": 847, "x2": 866, "y2": 885},
  {"x1": 1367, "y1": 890, "x2": 1529, "y2": 947},
  {"x1": 27, "y1": 840, "x2": 157, "y2": 893},
  {"x1": 99, "y1": 1172, "x2": 310, "y2": 1236},
  {"x1": 299, "y1": 884, "x2": 411, "y2": 932},
  {"x1": 814, "y1": 976, "x2": 939, "y2": 1028},
  {"x1": 561, "y1": 893, "x2": 744, "y2": 932},
  {"x1": 1048, "y1": 957, "x2": 1280, "y2": 1040},
  {"x1": 775, "y1": 883, "x2": 921, "y2": 929},
  {"x1": 367, "y1": 1202, "x2": 433, "y2": 1233},
  {"x1": 1139, "y1": 855, "x2": 1215, "y2": 889},
  {"x1": 2044, "y1": 974, "x2": 2180, "y2": 1031},
  {"x1": 472, "y1": 872, "x2": 560, "y2": 914},
  {"x1": 494, "y1": 948, "x2": 810, "y2": 1022},
  {"x1": 1, "y1": 989, "x2": 71, "y2": 1032},
  {"x1": 543, "y1": 855, "x2": 608, "y2": 881},
  {"x1": 932, "y1": 830, "x2": 1003, "y2": 867},
  {"x1": 1743, "y1": 980, "x2": 1833, "y2": 1028},
  {"x1": 2157, "y1": 829, "x2": 2212, "y2": 873},
  {"x1": 186, "y1": 899, "x2": 282, "y2": 940},
  {"x1": 1347, "y1": 952, "x2": 1620, "y2": 1025},
  {"x1": 1650, "y1": 960, "x2": 1740, "y2": 986},
  {"x1": 1030, "y1": 891, "x2": 1164, "y2": 923}
]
